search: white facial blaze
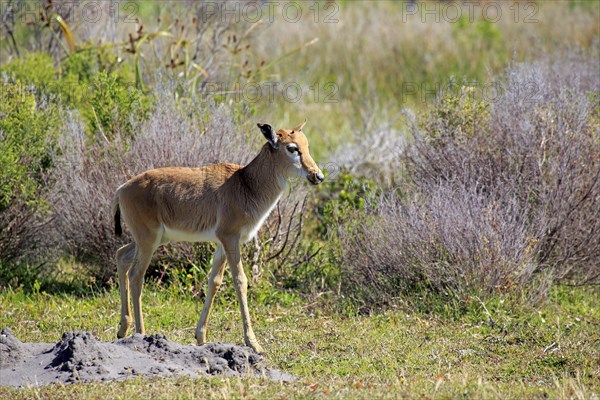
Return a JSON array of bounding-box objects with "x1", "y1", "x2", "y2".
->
[{"x1": 284, "y1": 144, "x2": 305, "y2": 178}]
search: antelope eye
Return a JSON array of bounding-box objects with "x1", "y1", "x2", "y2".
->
[{"x1": 286, "y1": 145, "x2": 299, "y2": 154}]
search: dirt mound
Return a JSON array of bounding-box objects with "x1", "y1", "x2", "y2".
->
[
  {"x1": 0, "y1": 328, "x2": 294, "y2": 387},
  {"x1": 0, "y1": 328, "x2": 28, "y2": 368}
]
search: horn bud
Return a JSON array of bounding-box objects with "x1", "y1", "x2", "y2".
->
[{"x1": 292, "y1": 119, "x2": 307, "y2": 132}]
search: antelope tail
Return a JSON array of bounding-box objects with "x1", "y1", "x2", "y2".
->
[{"x1": 111, "y1": 191, "x2": 122, "y2": 237}]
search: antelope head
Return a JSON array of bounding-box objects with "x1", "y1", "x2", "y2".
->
[{"x1": 257, "y1": 121, "x2": 325, "y2": 185}]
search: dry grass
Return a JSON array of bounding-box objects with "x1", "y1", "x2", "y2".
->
[{"x1": 249, "y1": 1, "x2": 600, "y2": 146}]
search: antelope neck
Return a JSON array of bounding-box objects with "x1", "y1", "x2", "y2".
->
[{"x1": 239, "y1": 144, "x2": 288, "y2": 209}]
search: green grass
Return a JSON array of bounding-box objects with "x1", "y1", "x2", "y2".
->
[{"x1": 1, "y1": 285, "x2": 598, "y2": 399}]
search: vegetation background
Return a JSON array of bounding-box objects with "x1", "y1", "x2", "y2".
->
[{"x1": 0, "y1": 1, "x2": 599, "y2": 398}]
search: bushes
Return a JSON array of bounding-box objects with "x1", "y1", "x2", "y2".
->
[
  {"x1": 0, "y1": 81, "x2": 60, "y2": 263},
  {"x1": 0, "y1": 51, "x2": 145, "y2": 140},
  {"x1": 86, "y1": 71, "x2": 148, "y2": 141},
  {"x1": 2, "y1": 49, "x2": 598, "y2": 314},
  {"x1": 0, "y1": 53, "x2": 57, "y2": 95},
  {"x1": 0, "y1": 52, "x2": 94, "y2": 105},
  {"x1": 412, "y1": 54, "x2": 600, "y2": 284},
  {"x1": 340, "y1": 183, "x2": 536, "y2": 311},
  {"x1": 0, "y1": 51, "x2": 150, "y2": 277},
  {"x1": 338, "y1": 54, "x2": 600, "y2": 309}
]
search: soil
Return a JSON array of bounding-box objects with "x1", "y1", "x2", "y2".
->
[{"x1": 0, "y1": 328, "x2": 295, "y2": 387}]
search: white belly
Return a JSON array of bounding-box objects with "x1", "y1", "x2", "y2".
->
[{"x1": 161, "y1": 226, "x2": 217, "y2": 244}]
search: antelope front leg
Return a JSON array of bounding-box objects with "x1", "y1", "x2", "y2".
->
[
  {"x1": 223, "y1": 240, "x2": 264, "y2": 354},
  {"x1": 196, "y1": 244, "x2": 226, "y2": 345},
  {"x1": 129, "y1": 247, "x2": 154, "y2": 335}
]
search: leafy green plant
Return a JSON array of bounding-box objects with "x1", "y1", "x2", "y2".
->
[
  {"x1": 60, "y1": 51, "x2": 97, "y2": 85},
  {"x1": 0, "y1": 52, "x2": 57, "y2": 95},
  {"x1": 274, "y1": 171, "x2": 380, "y2": 296},
  {"x1": 315, "y1": 170, "x2": 379, "y2": 240},
  {"x1": 86, "y1": 71, "x2": 149, "y2": 141},
  {"x1": 0, "y1": 80, "x2": 60, "y2": 262},
  {"x1": 0, "y1": 81, "x2": 59, "y2": 209},
  {"x1": 1, "y1": 51, "x2": 149, "y2": 141},
  {"x1": 422, "y1": 85, "x2": 490, "y2": 141}
]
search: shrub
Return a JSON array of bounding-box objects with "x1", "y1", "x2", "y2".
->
[
  {"x1": 411, "y1": 54, "x2": 600, "y2": 285},
  {"x1": 0, "y1": 51, "x2": 92, "y2": 105},
  {"x1": 0, "y1": 80, "x2": 60, "y2": 263},
  {"x1": 285, "y1": 171, "x2": 380, "y2": 295},
  {"x1": 0, "y1": 53, "x2": 57, "y2": 95},
  {"x1": 86, "y1": 70, "x2": 149, "y2": 141},
  {"x1": 338, "y1": 54, "x2": 600, "y2": 309},
  {"x1": 61, "y1": 51, "x2": 97, "y2": 83},
  {"x1": 0, "y1": 51, "x2": 143, "y2": 141},
  {"x1": 340, "y1": 182, "x2": 535, "y2": 312}
]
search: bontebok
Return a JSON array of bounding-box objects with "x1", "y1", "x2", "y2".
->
[{"x1": 111, "y1": 121, "x2": 324, "y2": 353}]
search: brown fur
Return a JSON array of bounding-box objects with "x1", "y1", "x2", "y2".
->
[{"x1": 111, "y1": 122, "x2": 322, "y2": 353}]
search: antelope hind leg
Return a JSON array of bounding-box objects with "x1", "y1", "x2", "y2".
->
[{"x1": 116, "y1": 242, "x2": 136, "y2": 338}]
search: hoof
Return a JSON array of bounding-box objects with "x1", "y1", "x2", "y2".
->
[
  {"x1": 196, "y1": 332, "x2": 207, "y2": 346},
  {"x1": 247, "y1": 340, "x2": 264, "y2": 354},
  {"x1": 117, "y1": 320, "x2": 132, "y2": 339}
]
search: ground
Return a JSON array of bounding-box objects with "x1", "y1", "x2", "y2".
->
[{"x1": 1, "y1": 285, "x2": 598, "y2": 399}]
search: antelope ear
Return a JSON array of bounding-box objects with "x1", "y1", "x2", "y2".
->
[
  {"x1": 257, "y1": 123, "x2": 278, "y2": 149},
  {"x1": 292, "y1": 119, "x2": 307, "y2": 132}
]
